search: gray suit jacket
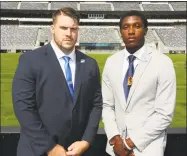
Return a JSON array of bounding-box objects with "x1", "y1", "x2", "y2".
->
[{"x1": 102, "y1": 44, "x2": 176, "y2": 156}]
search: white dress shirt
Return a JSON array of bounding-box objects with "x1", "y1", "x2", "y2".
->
[
  {"x1": 122, "y1": 45, "x2": 146, "y2": 79},
  {"x1": 50, "y1": 41, "x2": 76, "y2": 88}
]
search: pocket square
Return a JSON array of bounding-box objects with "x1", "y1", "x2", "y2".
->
[{"x1": 80, "y1": 59, "x2": 85, "y2": 63}]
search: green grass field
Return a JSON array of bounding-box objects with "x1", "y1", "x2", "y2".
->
[{"x1": 0, "y1": 53, "x2": 186, "y2": 128}]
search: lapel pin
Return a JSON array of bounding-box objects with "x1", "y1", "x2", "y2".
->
[
  {"x1": 80, "y1": 59, "x2": 85, "y2": 63},
  {"x1": 127, "y1": 76, "x2": 133, "y2": 86}
]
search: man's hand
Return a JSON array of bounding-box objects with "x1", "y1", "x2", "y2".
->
[
  {"x1": 129, "y1": 151, "x2": 135, "y2": 156},
  {"x1": 110, "y1": 135, "x2": 129, "y2": 156},
  {"x1": 47, "y1": 144, "x2": 67, "y2": 156},
  {"x1": 66, "y1": 140, "x2": 90, "y2": 156},
  {"x1": 125, "y1": 138, "x2": 135, "y2": 149}
]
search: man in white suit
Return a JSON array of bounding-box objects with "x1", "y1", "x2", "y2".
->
[{"x1": 102, "y1": 10, "x2": 176, "y2": 156}]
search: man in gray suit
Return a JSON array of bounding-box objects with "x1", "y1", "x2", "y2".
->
[
  {"x1": 12, "y1": 7, "x2": 102, "y2": 156},
  {"x1": 102, "y1": 10, "x2": 176, "y2": 156}
]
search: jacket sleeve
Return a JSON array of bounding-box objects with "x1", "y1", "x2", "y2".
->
[
  {"x1": 102, "y1": 58, "x2": 120, "y2": 141},
  {"x1": 12, "y1": 53, "x2": 56, "y2": 155},
  {"x1": 129, "y1": 56, "x2": 176, "y2": 152}
]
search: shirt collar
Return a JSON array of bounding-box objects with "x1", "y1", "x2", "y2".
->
[
  {"x1": 50, "y1": 41, "x2": 76, "y2": 61},
  {"x1": 124, "y1": 45, "x2": 145, "y2": 61}
]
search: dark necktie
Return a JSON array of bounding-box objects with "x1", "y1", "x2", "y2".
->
[
  {"x1": 63, "y1": 56, "x2": 74, "y2": 99},
  {"x1": 123, "y1": 55, "x2": 136, "y2": 101}
]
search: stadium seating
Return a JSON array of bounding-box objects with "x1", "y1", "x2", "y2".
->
[
  {"x1": 20, "y1": 2, "x2": 48, "y2": 10},
  {"x1": 51, "y1": 2, "x2": 78, "y2": 10},
  {"x1": 2, "y1": 25, "x2": 185, "y2": 49},
  {"x1": 155, "y1": 26, "x2": 186, "y2": 47},
  {"x1": 113, "y1": 2, "x2": 141, "y2": 11},
  {"x1": 79, "y1": 27, "x2": 121, "y2": 43},
  {"x1": 40, "y1": 27, "x2": 51, "y2": 42},
  {"x1": 1, "y1": 25, "x2": 38, "y2": 49},
  {"x1": 170, "y1": 2, "x2": 186, "y2": 11},
  {"x1": 0, "y1": 1, "x2": 186, "y2": 52},
  {"x1": 1, "y1": 1, "x2": 18, "y2": 9},
  {"x1": 1, "y1": 1, "x2": 187, "y2": 12},
  {"x1": 145, "y1": 29, "x2": 158, "y2": 43},
  {"x1": 142, "y1": 4, "x2": 171, "y2": 11},
  {"x1": 80, "y1": 3, "x2": 112, "y2": 11}
]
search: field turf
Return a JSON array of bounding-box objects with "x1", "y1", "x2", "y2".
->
[{"x1": 0, "y1": 53, "x2": 186, "y2": 128}]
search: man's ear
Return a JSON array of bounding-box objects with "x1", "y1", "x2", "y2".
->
[{"x1": 51, "y1": 25, "x2": 54, "y2": 34}]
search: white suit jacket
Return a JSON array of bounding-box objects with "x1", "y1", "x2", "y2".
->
[{"x1": 102, "y1": 44, "x2": 176, "y2": 156}]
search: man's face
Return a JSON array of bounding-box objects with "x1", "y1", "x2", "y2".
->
[
  {"x1": 51, "y1": 14, "x2": 78, "y2": 53},
  {"x1": 120, "y1": 16, "x2": 147, "y2": 49}
]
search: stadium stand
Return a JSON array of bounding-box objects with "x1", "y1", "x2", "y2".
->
[
  {"x1": 142, "y1": 3, "x2": 171, "y2": 11},
  {"x1": 1, "y1": 1, "x2": 19, "y2": 9},
  {"x1": 80, "y1": 2, "x2": 112, "y2": 11},
  {"x1": 1, "y1": 25, "x2": 38, "y2": 50},
  {"x1": 113, "y1": 2, "x2": 141, "y2": 11},
  {"x1": 1, "y1": 24, "x2": 186, "y2": 53},
  {"x1": 170, "y1": 2, "x2": 186, "y2": 11},
  {"x1": 39, "y1": 27, "x2": 51, "y2": 43},
  {"x1": 1, "y1": 1, "x2": 186, "y2": 12},
  {"x1": 155, "y1": 26, "x2": 186, "y2": 48},
  {"x1": 51, "y1": 1, "x2": 78, "y2": 10},
  {"x1": 79, "y1": 27, "x2": 120, "y2": 43},
  {"x1": 19, "y1": 2, "x2": 48, "y2": 10},
  {"x1": 145, "y1": 29, "x2": 158, "y2": 44},
  {"x1": 0, "y1": 1, "x2": 186, "y2": 54}
]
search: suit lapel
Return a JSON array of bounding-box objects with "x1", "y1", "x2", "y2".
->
[
  {"x1": 44, "y1": 44, "x2": 74, "y2": 103},
  {"x1": 126, "y1": 45, "x2": 154, "y2": 107},
  {"x1": 74, "y1": 51, "x2": 85, "y2": 103}
]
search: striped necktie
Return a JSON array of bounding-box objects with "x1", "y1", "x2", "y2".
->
[
  {"x1": 123, "y1": 55, "x2": 136, "y2": 101},
  {"x1": 63, "y1": 56, "x2": 74, "y2": 99}
]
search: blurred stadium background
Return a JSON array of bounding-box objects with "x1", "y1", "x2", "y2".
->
[{"x1": 0, "y1": 1, "x2": 186, "y2": 155}]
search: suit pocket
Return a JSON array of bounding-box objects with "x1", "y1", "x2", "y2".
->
[{"x1": 137, "y1": 133, "x2": 166, "y2": 155}]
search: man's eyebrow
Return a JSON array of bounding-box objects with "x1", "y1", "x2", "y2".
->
[
  {"x1": 123, "y1": 21, "x2": 143, "y2": 25},
  {"x1": 59, "y1": 25, "x2": 78, "y2": 28}
]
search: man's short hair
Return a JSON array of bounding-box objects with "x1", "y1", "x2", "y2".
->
[
  {"x1": 52, "y1": 7, "x2": 80, "y2": 24},
  {"x1": 119, "y1": 10, "x2": 148, "y2": 29}
]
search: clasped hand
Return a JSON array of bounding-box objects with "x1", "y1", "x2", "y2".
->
[
  {"x1": 48, "y1": 141, "x2": 89, "y2": 156},
  {"x1": 66, "y1": 140, "x2": 89, "y2": 156},
  {"x1": 110, "y1": 136, "x2": 134, "y2": 156}
]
